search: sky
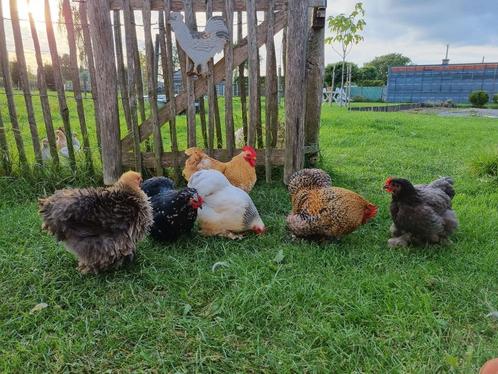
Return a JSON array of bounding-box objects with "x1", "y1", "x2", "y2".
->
[
  {"x1": 326, "y1": 0, "x2": 498, "y2": 66},
  {"x1": 2, "y1": 0, "x2": 498, "y2": 73}
]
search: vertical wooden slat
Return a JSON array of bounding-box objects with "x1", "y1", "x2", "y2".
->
[
  {"x1": 213, "y1": 85, "x2": 222, "y2": 148},
  {"x1": 0, "y1": 1, "x2": 26, "y2": 169},
  {"x1": 304, "y1": 7, "x2": 325, "y2": 166},
  {"x1": 45, "y1": 0, "x2": 76, "y2": 170},
  {"x1": 237, "y1": 11, "x2": 248, "y2": 143},
  {"x1": 79, "y1": 1, "x2": 101, "y2": 151},
  {"x1": 113, "y1": 10, "x2": 133, "y2": 133},
  {"x1": 284, "y1": 0, "x2": 308, "y2": 183},
  {"x1": 143, "y1": 0, "x2": 163, "y2": 175},
  {"x1": 123, "y1": 0, "x2": 143, "y2": 173},
  {"x1": 206, "y1": 0, "x2": 216, "y2": 154},
  {"x1": 28, "y1": 3, "x2": 59, "y2": 165},
  {"x1": 184, "y1": 0, "x2": 197, "y2": 148},
  {"x1": 128, "y1": 10, "x2": 146, "y2": 124},
  {"x1": 10, "y1": 0, "x2": 43, "y2": 164},
  {"x1": 224, "y1": 0, "x2": 235, "y2": 157},
  {"x1": 256, "y1": 49, "x2": 263, "y2": 148},
  {"x1": 246, "y1": 0, "x2": 258, "y2": 147},
  {"x1": 282, "y1": 25, "x2": 287, "y2": 82},
  {"x1": 88, "y1": 0, "x2": 121, "y2": 183},
  {"x1": 199, "y1": 97, "x2": 208, "y2": 148},
  {"x1": 0, "y1": 98, "x2": 11, "y2": 174},
  {"x1": 62, "y1": 0, "x2": 93, "y2": 171},
  {"x1": 162, "y1": 0, "x2": 181, "y2": 179},
  {"x1": 265, "y1": 0, "x2": 277, "y2": 182}
]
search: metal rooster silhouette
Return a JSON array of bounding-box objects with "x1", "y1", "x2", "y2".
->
[{"x1": 168, "y1": 12, "x2": 229, "y2": 76}]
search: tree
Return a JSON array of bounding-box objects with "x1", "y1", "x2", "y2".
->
[
  {"x1": 325, "y1": 2, "x2": 365, "y2": 104},
  {"x1": 10, "y1": 61, "x2": 22, "y2": 89},
  {"x1": 60, "y1": 53, "x2": 72, "y2": 82},
  {"x1": 324, "y1": 62, "x2": 360, "y2": 87},
  {"x1": 44, "y1": 64, "x2": 56, "y2": 91},
  {"x1": 364, "y1": 53, "x2": 412, "y2": 84}
]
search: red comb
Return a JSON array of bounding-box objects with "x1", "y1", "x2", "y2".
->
[
  {"x1": 385, "y1": 177, "x2": 393, "y2": 184},
  {"x1": 242, "y1": 145, "x2": 256, "y2": 157}
]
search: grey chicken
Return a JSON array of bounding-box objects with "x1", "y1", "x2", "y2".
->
[
  {"x1": 39, "y1": 171, "x2": 153, "y2": 274},
  {"x1": 384, "y1": 177, "x2": 458, "y2": 247}
]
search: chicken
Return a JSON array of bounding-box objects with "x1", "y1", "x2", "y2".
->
[
  {"x1": 41, "y1": 138, "x2": 51, "y2": 161},
  {"x1": 56, "y1": 129, "x2": 80, "y2": 158},
  {"x1": 168, "y1": 12, "x2": 229, "y2": 76},
  {"x1": 39, "y1": 171, "x2": 153, "y2": 274},
  {"x1": 141, "y1": 176, "x2": 203, "y2": 242},
  {"x1": 183, "y1": 146, "x2": 257, "y2": 192},
  {"x1": 384, "y1": 177, "x2": 458, "y2": 247},
  {"x1": 286, "y1": 168, "x2": 377, "y2": 241},
  {"x1": 187, "y1": 170, "x2": 265, "y2": 239}
]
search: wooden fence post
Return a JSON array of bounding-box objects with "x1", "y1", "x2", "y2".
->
[
  {"x1": 0, "y1": 1, "x2": 27, "y2": 170},
  {"x1": 28, "y1": 3, "x2": 59, "y2": 165},
  {"x1": 237, "y1": 11, "x2": 248, "y2": 143},
  {"x1": 304, "y1": 6, "x2": 326, "y2": 166},
  {"x1": 224, "y1": 0, "x2": 235, "y2": 157},
  {"x1": 88, "y1": 0, "x2": 121, "y2": 184},
  {"x1": 62, "y1": 0, "x2": 93, "y2": 172},
  {"x1": 0, "y1": 99, "x2": 10, "y2": 174},
  {"x1": 10, "y1": 0, "x2": 43, "y2": 165},
  {"x1": 246, "y1": 0, "x2": 258, "y2": 147},
  {"x1": 284, "y1": 0, "x2": 308, "y2": 183},
  {"x1": 45, "y1": 0, "x2": 77, "y2": 170}
]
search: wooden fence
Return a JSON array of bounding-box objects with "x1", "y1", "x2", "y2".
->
[{"x1": 0, "y1": 0, "x2": 326, "y2": 184}]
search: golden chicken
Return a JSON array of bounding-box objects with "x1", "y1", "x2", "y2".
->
[
  {"x1": 39, "y1": 171, "x2": 153, "y2": 274},
  {"x1": 286, "y1": 169, "x2": 377, "y2": 240},
  {"x1": 182, "y1": 146, "x2": 257, "y2": 192}
]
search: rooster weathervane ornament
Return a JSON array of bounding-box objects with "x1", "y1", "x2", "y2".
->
[{"x1": 168, "y1": 12, "x2": 229, "y2": 76}]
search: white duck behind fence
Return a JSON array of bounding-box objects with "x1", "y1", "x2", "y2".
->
[{"x1": 168, "y1": 12, "x2": 229, "y2": 76}]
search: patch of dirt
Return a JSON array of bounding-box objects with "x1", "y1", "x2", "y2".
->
[{"x1": 408, "y1": 107, "x2": 498, "y2": 118}]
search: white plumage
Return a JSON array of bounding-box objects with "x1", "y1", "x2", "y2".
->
[
  {"x1": 168, "y1": 12, "x2": 229, "y2": 75},
  {"x1": 188, "y1": 170, "x2": 265, "y2": 239}
]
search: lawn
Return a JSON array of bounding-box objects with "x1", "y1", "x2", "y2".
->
[{"x1": 1, "y1": 102, "x2": 498, "y2": 372}]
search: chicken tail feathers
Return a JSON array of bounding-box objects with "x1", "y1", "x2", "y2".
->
[
  {"x1": 362, "y1": 203, "x2": 378, "y2": 224},
  {"x1": 429, "y1": 177, "x2": 455, "y2": 199}
]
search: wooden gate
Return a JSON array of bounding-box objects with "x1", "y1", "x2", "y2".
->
[{"x1": 86, "y1": 0, "x2": 326, "y2": 184}]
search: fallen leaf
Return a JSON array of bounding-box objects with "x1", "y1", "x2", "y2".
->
[
  {"x1": 212, "y1": 261, "x2": 229, "y2": 272},
  {"x1": 274, "y1": 249, "x2": 285, "y2": 264},
  {"x1": 30, "y1": 303, "x2": 48, "y2": 314}
]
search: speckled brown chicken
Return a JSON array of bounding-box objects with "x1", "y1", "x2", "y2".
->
[
  {"x1": 286, "y1": 169, "x2": 377, "y2": 240},
  {"x1": 39, "y1": 171, "x2": 153, "y2": 274}
]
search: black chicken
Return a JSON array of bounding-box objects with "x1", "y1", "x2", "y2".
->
[
  {"x1": 141, "y1": 177, "x2": 203, "y2": 242},
  {"x1": 384, "y1": 177, "x2": 458, "y2": 247}
]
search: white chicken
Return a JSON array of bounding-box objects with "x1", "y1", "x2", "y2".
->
[
  {"x1": 187, "y1": 170, "x2": 265, "y2": 239},
  {"x1": 168, "y1": 12, "x2": 229, "y2": 76}
]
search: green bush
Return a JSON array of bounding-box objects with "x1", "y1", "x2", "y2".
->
[
  {"x1": 493, "y1": 94, "x2": 498, "y2": 104},
  {"x1": 357, "y1": 80, "x2": 385, "y2": 87},
  {"x1": 469, "y1": 90, "x2": 489, "y2": 107}
]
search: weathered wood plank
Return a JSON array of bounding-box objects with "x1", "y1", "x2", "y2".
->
[
  {"x1": 265, "y1": 0, "x2": 278, "y2": 182},
  {"x1": 143, "y1": 0, "x2": 163, "y2": 175},
  {"x1": 62, "y1": 0, "x2": 93, "y2": 171},
  {"x1": 304, "y1": 7, "x2": 325, "y2": 166},
  {"x1": 284, "y1": 0, "x2": 308, "y2": 183},
  {"x1": 161, "y1": 0, "x2": 181, "y2": 179},
  {"x1": 237, "y1": 11, "x2": 247, "y2": 143},
  {"x1": 79, "y1": 1, "x2": 101, "y2": 151},
  {"x1": 110, "y1": 0, "x2": 327, "y2": 11},
  {"x1": 121, "y1": 10, "x2": 287, "y2": 150},
  {"x1": 113, "y1": 10, "x2": 133, "y2": 133},
  {"x1": 123, "y1": 148, "x2": 286, "y2": 169},
  {"x1": 213, "y1": 85, "x2": 223, "y2": 148},
  {"x1": 224, "y1": 0, "x2": 235, "y2": 157},
  {"x1": 0, "y1": 1, "x2": 27, "y2": 169},
  {"x1": 184, "y1": 0, "x2": 197, "y2": 147},
  {"x1": 88, "y1": 0, "x2": 121, "y2": 183},
  {"x1": 123, "y1": 0, "x2": 142, "y2": 172},
  {"x1": 10, "y1": 0, "x2": 43, "y2": 164},
  {"x1": 206, "y1": 0, "x2": 216, "y2": 154},
  {"x1": 246, "y1": 0, "x2": 258, "y2": 147},
  {"x1": 28, "y1": 4, "x2": 59, "y2": 165},
  {"x1": 45, "y1": 0, "x2": 76, "y2": 170}
]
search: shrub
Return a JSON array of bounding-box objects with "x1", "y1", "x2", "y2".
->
[
  {"x1": 469, "y1": 90, "x2": 489, "y2": 107},
  {"x1": 351, "y1": 95, "x2": 366, "y2": 102},
  {"x1": 357, "y1": 79, "x2": 385, "y2": 87},
  {"x1": 493, "y1": 94, "x2": 498, "y2": 104}
]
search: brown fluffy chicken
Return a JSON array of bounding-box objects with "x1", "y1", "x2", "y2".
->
[
  {"x1": 286, "y1": 169, "x2": 377, "y2": 240},
  {"x1": 182, "y1": 146, "x2": 257, "y2": 192},
  {"x1": 39, "y1": 171, "x2": 153, "y2": 274}
]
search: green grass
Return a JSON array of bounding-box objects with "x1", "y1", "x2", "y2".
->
[{"x1": 1, "y1": 101, "x2": 498, "y2": 372}]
